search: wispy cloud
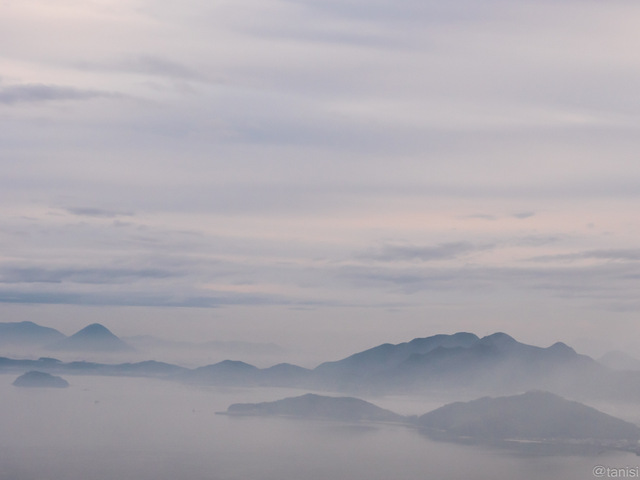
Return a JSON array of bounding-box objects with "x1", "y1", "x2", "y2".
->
[
  {"x1": 529, "y1": 249, "x2": 640, "y2": 263},
  {"x1": 463, "y1": 213, "x2": 497, "y2": 221},
  {"x1": 512, "y1": 211, "x2": 535, "y2": 219},
  {"x1": 359, "y1": 242, "x2": 494, "y2": 262},
  {"x1": 0, "y1": 84, "x2": 119, "y2": 105},
  {"x1": 1, "y1": 0, "x2": 640, "y2": 348},
  {"x1": 0, "y1": 266, "x2": 179, "y2": 285},
  {"x1": 64, "y1": 207, "x2": 134, "y2": 218},
  {"x1": 338, "y1": 261, "x2": 640, "y2": 309}
]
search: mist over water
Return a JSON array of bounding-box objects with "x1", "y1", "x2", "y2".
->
[{"x1": 0, "y1": 374, "x2": 632, "y2": 480}]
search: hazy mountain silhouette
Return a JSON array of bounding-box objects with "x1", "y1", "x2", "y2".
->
[
  {"x1": 222, "y1": 393, "x2": 404, "y2": 423},
  {"x1": 599, "y1": 351, "x2": 640, "y2": 371},
  {"x1": 0, "y1": 356, "x2": 62, "y2": 372},
  {"x1": 6, "y1": 328, "x2": 640, "y2": 403},
  {"x1": 314, "y1": 332, "x2": 479, "y2": 390},
  {"x1": 168, "y1": 332, "x2": 635, "y2": 401},
  {"x1": 0, "y1": 356, "x2": 188, "y2": 379},
  {"x1": 0, "y1": 321, "x2": 66, "y2": 346},
  {"x1": 183, "y1": 360, "x2": 261, "y2": 385},
  {"x1": 312, "y1": 332, "x2": 604, "y2": 395},
  {"x1": 417, "y1": 390, "x2": 640, "y2": 443},
  {"x1": 109, "y1": 360, "x2": 188, "y2": 377},
  {"x1": 382, "y1": 333, "x2": 602, "y2": 393},
  {"x1": 47, "y1": 323, "x2": 133, "y2": 352},
  {"x1": 260, "y1": 363, "x2": 313, "y2": 387},
  {"x1": 13, "y1": 370, "x2": 69, "y2": 388}
]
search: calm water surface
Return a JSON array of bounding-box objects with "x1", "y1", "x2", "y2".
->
[{"x1": 0, "y1": 374, "x2": 635, "y2": 480}]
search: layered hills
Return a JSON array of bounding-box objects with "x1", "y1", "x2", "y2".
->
[{"x1": 4, "y1": 324, "x2": 640, "y2": 402}]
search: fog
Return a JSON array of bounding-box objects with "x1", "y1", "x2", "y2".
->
[
  {"x1": 0, "y1": 374, "x2": 626, "y2": 480},
  {"x1": 0, "y1": 338, "x2": 293, "y2": 370},
  {"x1": 5, "y1": 324, "x2": 640, "y2": 479}
]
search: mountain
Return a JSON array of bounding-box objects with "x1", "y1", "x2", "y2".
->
[
  {"x1": 220, "y1": 389, "x2": 640, "y2": 454},
  {"x1": 599, "y1": 351, "x2": 640, "y2": 371},
  {"x1": 47, "y1": 323, "x2": 133, "y2": 352},
  {"x1": 417, "y1": 390, "x2": 640, "y2": 444},
  {"x1": 222, "y1": 393, "x2": 405, "y2": 423},
  {"x1": 182, "y1": 360, "x2": 261, "y2": 385},
  {"x1": 171, "y1": 332, "x2": 615, "y2": 398},
  {"x1": 109, "y1": 360, "x2": 188, "y2": 377},
  {"x1": 13, "y1": 370, "x2": 69, "y2": 388},
  {"x1": 175, "y1": 360, "x2": 314, "y2": 387},
  {"x1": 0, "y1": 356, "x2": 62, "y2": 372},
  {"x1": 0, "y1": 321, "x2": 66, "y2": 346},
  {"x1": 0, "y1": 356, "x2": 188, "y2": 379},
  {"x1": 313, "y1": 332, "x2": 479, "y2": 390},
  {"x1": 221, "y1": 390, "x2": 640, "y2": 453},
  {"x1": 383, "y1": 333, "x2": 601, "y2": 393},
  {"x1": 5, "y1": 327, "x2": 640, "y2": 403},
  {"x1": 312, "y1": 332, "x2": 604, "y2": 395},
  {"x1": 260, "y1": 363, "x2": 313, "y2": 387}
]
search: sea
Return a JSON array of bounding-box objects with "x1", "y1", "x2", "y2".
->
[{"x1": 0, "y1": 374, "x2": 636, "y2": 480}]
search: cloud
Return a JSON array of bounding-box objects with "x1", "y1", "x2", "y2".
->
[
  {"x1": 463, "y1": 214, "x2": 497, "y2": 221},
  {"x1": 0, "y1": 286, "x2": 333, "y2": 309},
  {"x1": 338, "y1": 261, "x2": 640, "y2": 309},
  {"x1": 0, "y1": 84, "x2": 119, "y2": 105},
  {"x1": 360, "y1": 242, "x2": 493, "y2": 262},
  {"x1": 1, "y1": 0, "x2": 640, "y2": 350},
  {"x1": 529, "y1": 249, "x2": 640, "y2": 263},
  {"x1": 0, "y1": 266, "x2": 179, "y2": 285},
  {"x1": 74, "y1": 55, "x2": 206, "y2": 82},
  {"x1": 509, "y1": 235, "x2": 561, "y2": 247},
  {"x1": 64, "y1": 207, "x2": 134, "y2": 218},
  {"x1": 512, "y1": 211, "x2": 535, "y2": 219},
  {"x1": 280, "y1": 0, "x2": 495, "y2": 27},
  {"x1": 118, "y1": 55, "x2": 203, "y2": 80}
]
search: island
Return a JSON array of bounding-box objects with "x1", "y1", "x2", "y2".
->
[
  {"x1": 220, "y1": 393, "x2": 405, "y2": 423},
  {"x1": 220, "y1": 390, "x2": 640, "y2": 454},
  {"x1": 13, "y1": 371, "x2": 70, "y2": 388},
  {"x1": 416, "y1": 390, "x2": 640, "y2": 453}
]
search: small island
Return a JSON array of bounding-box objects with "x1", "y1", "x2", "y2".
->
[
  {"x1": 220, "y1": 393, "x2": 404, "y2": 423},
  {"x1": 13, "y1": 371, "x2": 70, "y2": 388}
]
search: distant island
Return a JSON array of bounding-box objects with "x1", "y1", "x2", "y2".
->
[
  {"x1": 221, "y1": 393, "x2": 405, "y2": 423},
  {"x1": 417, "y1": 391, "x2": 640, "y2": 448},
  {"x1": 221, "y1": 391, "x2": 640, "y2": 454},
  {"x1": 13, "y1": 371, "x2": 69, "y2": 388}
]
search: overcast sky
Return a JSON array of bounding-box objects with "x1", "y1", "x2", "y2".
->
[{"x1": 1, "y1": 0, "x2": 640, "y2": 361}]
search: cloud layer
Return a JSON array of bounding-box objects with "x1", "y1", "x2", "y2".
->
[{"x1": 1, "y1": 0, "x2": 639, "y2": 351}]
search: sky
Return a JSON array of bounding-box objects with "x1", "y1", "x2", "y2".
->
[{"x1": 1, "y1": 0, "x2": 640, "y2": 362}]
